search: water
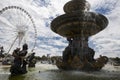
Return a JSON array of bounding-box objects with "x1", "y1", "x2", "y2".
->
[{"x1": 0, "y1": 63, "x2": 120, "y2": 80}]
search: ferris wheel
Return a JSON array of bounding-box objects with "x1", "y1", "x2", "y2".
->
[{"x1": 0, "y1": 6, "x2": 37, "y2": 54}]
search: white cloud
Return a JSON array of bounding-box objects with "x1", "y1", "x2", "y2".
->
[
  {"x1": 89, "y1": 0, "x2": 120, "y2": 58},
  {"x1": 0, "y1": 0, "x2": 120, "y2": 58}
]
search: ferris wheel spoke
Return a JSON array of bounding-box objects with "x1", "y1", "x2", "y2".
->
[
  {"x1": 17, "y1": 10, "x2": 24, "y2": 26},
  {"x1": 0, "y1": 26, "x2": 16, "y2": 35},
  {"x1": 1, "y1": 34, "x2": 17, "y2": 40},
  {"x1": 17, "y1": 10, "x2": 24, "y2": 25},
  {"x1": 1, "y1": 27, "x2": 16, "y2": 33},
  {"x1": 7, "y1": 35, "x2": 18, "y2": 53},
  {"x1": 0, "y1": 17, "x2": 16, "y2": 30}
]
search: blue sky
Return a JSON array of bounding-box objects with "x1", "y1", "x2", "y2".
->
[{"x1": 0, "y1": 0, "x2": 120, "y2": 58}]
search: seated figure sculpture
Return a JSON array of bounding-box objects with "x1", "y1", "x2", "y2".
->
[
  {"x1": 10, "y1": 43, "x2": 28, "y2": 75},
  {"x1": 62, "y1": 37, "x2": 73, "y2": 62},
  {"x1": 26, "y1": 52, "x2": 36, "y2": 67}
]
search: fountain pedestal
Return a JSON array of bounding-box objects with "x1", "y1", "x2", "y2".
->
[
  {"x1": 57, "y1": 37, "x2": 108, "y2": 71},
  {"x1": 51, "y1": 0, "x2": 108, "y2": 71},
  {"x1": 62, "y1": 37, "x2": 94, "y2": 62}
]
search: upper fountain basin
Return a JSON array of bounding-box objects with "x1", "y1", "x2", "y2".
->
[{"x1": 51, "y1": 12, "x2": 108, "y2": 38}]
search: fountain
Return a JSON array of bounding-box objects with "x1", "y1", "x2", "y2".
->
[{"x1": 51, "y1": 0, "x2": 109, "y2": 71}]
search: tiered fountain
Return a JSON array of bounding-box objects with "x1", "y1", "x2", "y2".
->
[{"x1": 51, "y1": 0, "x2": 109, "y2": 71}]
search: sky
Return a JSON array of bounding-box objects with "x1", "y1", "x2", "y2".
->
[{"x1": 0, "y1": 0, "x2": 120, "y2": 58}]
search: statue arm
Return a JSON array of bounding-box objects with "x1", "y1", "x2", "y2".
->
[{"x1": 12, "y1": 51, "x2": 19, "y2": 58}]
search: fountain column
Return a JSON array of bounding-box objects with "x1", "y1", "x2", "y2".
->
[{"x1": 51, "y1": 0, "x2": 109, "y2": 71}]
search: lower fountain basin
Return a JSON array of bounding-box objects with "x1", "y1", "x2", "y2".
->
[{"x1": 56, "y1": 55, "x2": 108, "y2": 71}]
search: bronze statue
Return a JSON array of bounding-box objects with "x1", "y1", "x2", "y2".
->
[
  {"x1": 27, "y1": 52, "x2": 36, "y2": 67},
  {"x1": 10, "y1": 43, "x2": 28, "y2": 75}
]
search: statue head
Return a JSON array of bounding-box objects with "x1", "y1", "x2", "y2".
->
[
  {"x1": 0, "y1": 46, "x2": 3, "y2": 49},
  {"x1": 32, "y1": 52, "x2": 35, "y2": 55},
  {"x1": 22, "y1": 43, "x2": 28, "y2": 50}
]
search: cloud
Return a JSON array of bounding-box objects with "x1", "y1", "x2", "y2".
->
[
  {"x1": 89, "y1": 0, "x2": 120, "y2": 57},
  {"x1": 0, "y1": 0, "x2": 68, "y2": 56},
  {"x1": 91, "y1": 0, "x2": 118, "y2": 14},
  {"x1": 0, "y1": 0, "x2": 120, "y2": 58}
]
